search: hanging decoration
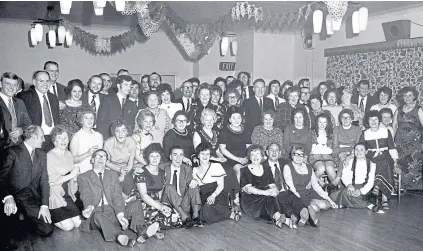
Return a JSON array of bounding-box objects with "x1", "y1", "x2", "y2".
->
[{"x1": 137, "y1": 4, "x2": 166, "y2": 37}]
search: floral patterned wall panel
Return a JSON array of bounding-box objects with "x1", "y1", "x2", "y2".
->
[{"x1": 326, "y1": 47, "x2": 423, "y2": 103}]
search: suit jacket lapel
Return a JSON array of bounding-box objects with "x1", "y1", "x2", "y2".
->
[
  {"x1": 179, "y1": 165, "x2": 186, "y2": 195},
  {"x1": 0, "y1": 98, "x2": 9, "y2": 116}
]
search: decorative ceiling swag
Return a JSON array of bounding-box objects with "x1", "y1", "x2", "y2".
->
[{"x1": 324, "y1": 37, "x2": 423, "y2": 57}]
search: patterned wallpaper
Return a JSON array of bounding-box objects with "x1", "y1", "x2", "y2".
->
[{"x1": 326, "y1": 47, "x2": 423, "y2": 102}]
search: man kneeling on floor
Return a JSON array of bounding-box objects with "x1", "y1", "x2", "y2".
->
[{"x1": 77, "y1": 149, "x2": 159, "y2": 247}]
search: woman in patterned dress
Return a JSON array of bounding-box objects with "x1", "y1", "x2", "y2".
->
[
  {"x1": 132, "y1": 143, "x2": 183, "y2": 234},
  {"x1": 393, "y1": 86, "x2": 423, "y2": 190},
  {"x1": 251, "y1": 110, "x2": 285, "y2": 154},
  {"x1": 360, "y1": 110, "x2": 401, "y2": 209},
  {"x1": 210, "y1": 85, "x2": 226, "y2": 131},
  {"x1": 132, "y1": 110, "x2": 156, "y2": 167}
]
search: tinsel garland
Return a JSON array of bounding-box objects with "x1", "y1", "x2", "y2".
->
[{"x1": 59, "y1": 1, "x2": 321, "y2": 59}]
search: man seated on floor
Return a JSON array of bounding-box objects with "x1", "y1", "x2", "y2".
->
[
  {"x1": 264, "y1": 143, "x2": 310, "y2": 228},
  {"x1": 1, "y1": 125, "x2": 54, "y2": 238},
  {"x1": 77, "y1": 149, "x2": 159, "y2": 247},
  {"x1": 161, "y1": 146, "x2": 202, "y2": 228}
]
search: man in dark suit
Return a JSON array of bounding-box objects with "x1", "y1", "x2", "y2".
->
[
  {"x1": 264, "y1": 143, "x2": 309, "y2": 227},
  {"x1": 17, "y1": 71, "x2": 60, "y2": 152},
  {"x1": 243, "y1": 78, "x2": 273, "y2": 135},
  {"x1": 44, "y1": 61, "x2": 66, "y2": 107},
  {"x1": 149, "y1": 72, "x2": 162, "y2": 91},
  {"x1": 129, "y1": 80, "x2": 146, "y2": 110},
  {"x1": 161, "y1": 146, "x2": 201, "y2": 228},
  {"x1": 175, "y1": 79, "x2": 194, "y2": 113},
  {"x1": 81, "y1": 75, "x2": 106, "y2": 123},
  {"x1": 351, "y1": 80, "x2": 378, "y2": 127},
  {"x1": 1, "y1": 125, "x2": 54, "y2": 237},
  {"x1": 238, "y1": 71, "x2": 255, "y2": 99},
  {"x1": 99, "y1": 73, "x2": 113, "y2": 95},
  {"x1": 78, "y1": 149, "x2": 156, "y2": 246},
  {"x1": 0, "y1": 72, "x2": 32, "y2": 147},
  {"x1": 97, "y1": 75, "x2": 137, "y2": 139}
]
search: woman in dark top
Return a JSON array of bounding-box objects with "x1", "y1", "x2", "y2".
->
[
  {"x1": 132, "y1": 143, "x2": 183, "y2": 233},
  {"x1": 219, "y1": 107, "x2": 251, "y2": 220},
  {"x1": 240, "y1": 144, "x2": 286, "y2": 228},
  {"x1": 193, "y1": 143, "x2": 231, "y2": 224},
  {"x1": 222, "y1": 87, "x2": 244, "y2": 128},
  {"x1": 190, "y1": 83, "x2": 216, "y2": 131},
  {"x1": 162, "y1": 110, "x2": 194, "y2": 164}
]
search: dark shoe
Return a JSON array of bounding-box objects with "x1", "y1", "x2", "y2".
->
[
  {"x1": 298, "y1": 208, "x2": 309, "y2": 227},
  {"x1": 183, "y1": 218, "x2": 194, "y2": 229},
  {"x1": 193, "y1": 217, "x2": 204, "y2": 228},
  {"x1": 308, "y1": 206, "x2": 319, "y2": 227}
]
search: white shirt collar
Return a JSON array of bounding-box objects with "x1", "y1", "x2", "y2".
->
[
  {"x1": 35, "y1": 88, "x2": 48, "y2": 99},
  {"x1": 24, "y1": 141, "x2": 33, "y2": 155},
  {"x1": 0, "y1": 92, "x2": 12, "y2": 104}
]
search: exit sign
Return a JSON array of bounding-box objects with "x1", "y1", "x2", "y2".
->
[{"x1": 219, "y1": 62, "x2": 236, "y2": 71}]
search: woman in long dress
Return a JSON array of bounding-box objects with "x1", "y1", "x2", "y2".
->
[
  {"x1": 47, "y1": 125, "x2": 81, "y2": 231},
  {"x1": 393, "y1": 86, "x2": 423, "y2": 190},
  {"x1": 240, "y1": 145, "x2": 286, "y2": 228},
  {"x1": 193, "y1": 143, "x2": 231, "y2": 224},
  {"x1": 360, "y1": 110, "x2": 401, "y2": 210}
]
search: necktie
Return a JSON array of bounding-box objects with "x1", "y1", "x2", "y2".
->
[
  {"x1": 259, "y1": 98, "x2": 263, "y2": 113},
  {"x1": 8, "y1": 98, "x2": 17, "y2": 130},
  {"x1": 275, "y1": 97, "x2": 279, "y2": 109},
  {"x1": 98, "y1": 172, "x2": 105, "y2": 212},
  {"x1": 90, "y1": 95, "x2": 96, "y2": 111},
  {"x1": 43, "y1": 95, "x2": 53, "y2": 127},
  {"x1": 172, "y1": 170, "x2": 178, "y2": 191},
  {"x1": 52, "y1": 86, "x2": 57, "y2": 96},
  {"x1": 359, "y1": 97, "x2": 364, "y2": 112},
  {"x1": 121, "y1": 98, "x2": 126, "y2": 109},
  {"x1": 30, "y1": 149, "x2": 35, "y2": 163},
  {"x1": 187, "y1": 99, "x2": 191, "y2": 111},
  {"x1": 274, "y1": 164, "x2": 283, "y2": 191}
]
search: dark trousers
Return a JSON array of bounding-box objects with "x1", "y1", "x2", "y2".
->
[
  {"x1": 89, "y1": 200, "x2": 145, "y2": 242},
  {"x1": 162, "y1": 184, "x2": 201, "y2": 215},
  {"x1": 277, "y1": 190, "x2": 306, "y2": 217},
  {"x1": 14, "y1": 187, "x2": 54, "y2": 237}
]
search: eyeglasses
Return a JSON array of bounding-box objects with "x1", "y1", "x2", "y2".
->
[
  {"x1": 228, "y1": 95, "x2": 237, "y2": 99},
  {"x1": 293, "y1": 153, "x2": 305, "y2": 157},
  {"x1": 176, "y1": 119, "x2": 187, "y2": 123}
]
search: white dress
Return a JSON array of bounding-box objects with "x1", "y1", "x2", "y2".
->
[{"x1": 70, "y1": 129, "x2": 103, "y2": 174}]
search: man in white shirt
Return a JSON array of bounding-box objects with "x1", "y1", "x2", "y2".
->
[
  {"x1": 264, "y1": 143, "x2": 309, "y2": 228},
  {"x1": 78, "y1": 149, "x2": 158, "y2": 246},
  {"x1": 267, "y1": 80, "x2": 285, "y2": 111},
  {"x1": 175, "y1": 80, "x2": 194, "y2": 112},
  {"x1": 44, "y1": 61, "x2": 66, "y2": 107},
  {"x1": 162, "y1": 146, "x2": 201, "y2": 228},
  {"x1": 238, "y1": 71, "x2": 254, "y2": 100},
  {"x1": 1, "y1": 125, "x2": 54, "y2": 237}
]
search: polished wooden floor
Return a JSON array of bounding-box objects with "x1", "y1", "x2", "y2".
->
[{"x1": 10, "y1": 194, "x2": 423, "y2": 251}]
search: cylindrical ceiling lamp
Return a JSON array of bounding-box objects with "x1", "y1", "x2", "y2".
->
[
  {"x1": 313, "y1": 10, "x2": 323, "y2": 33},
  {"x1": 57, "y1": 26, "x2": 66, "y2": 43},
  {"x1": 65, "y1": 31, "x2": 73, "y2": 46},
  {"x1": 94, "y1": 7, "x2": 104, "y2": 15},
  {"x1": 60, "y1": 0, "x2": 72, "y2": 14},
  {"x1": 326, "y1": 15, "x2": 334, "y2": 35},
  {"x1": 115, "y1": 1, "x2": 126, "y2": 11},
  {"x1": 352, "y1": 11, "x2": 360, "y2": 34},
  {"x1": 220, "y1": 37, "x2": 229, "y2": 56},
  {"x1": 48, "y1": 30, "x2": 57, "y2": 48},
  {"x1": 96, "y1": 0, "x2": 106, "y2": 8},
  {"x1": 35, "y1": 23, "x2": 43, "y2": 42},
  {"x1": 231, "y1": 40, "x2": 238, "y2": 56},
  {"x1": 359, "y1": 7, "x2": 368, "y2": 31},
  {"x1": 30, "y1": 28, "x2": 37, "y2": 46}
]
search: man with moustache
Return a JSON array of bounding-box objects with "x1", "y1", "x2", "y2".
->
[{"x1": 149, "y1": 72, "x2": 161, "y2": 91}]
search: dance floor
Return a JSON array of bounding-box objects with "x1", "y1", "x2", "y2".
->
[{"x1": 11, "y1": 194, "x2": 423, "y2": 251}]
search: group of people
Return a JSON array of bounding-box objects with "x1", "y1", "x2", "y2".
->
[{"x1": 1, "y1": 61, "x2": 422, "y2": 249}]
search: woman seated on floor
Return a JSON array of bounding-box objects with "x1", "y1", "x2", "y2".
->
[
  {"x1": 283, "y1": 144, "x2": 338, "y2": 227},
  {"x1": 330, "y1": 143, "x2": 384, "y2": 213},
  {"x1": 131, "y1": 143, "x2": 183, "y2": 232},
  {"x1": 47, "y1": 125, "x2": 81, "y2": 231},
  {"x1": 309, "y1": 113, "x2": 337, "y2": 185},
  {"x1": 193, "y1": 143, "x2": 231, "y2": 224},
  {"x1": 103, "y1": 120, "x2": 137, "y2": 196},
  {"x1": 240, "y1": 144, "x2": 286, "y2": 228}
]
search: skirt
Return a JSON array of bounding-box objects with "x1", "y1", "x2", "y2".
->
[
  {"x1": 330, "y1": 184, "x2": 370, "y2": 208},
  {"x1": 309, "y1": 154, "x2": 334, "y2": 165},
  {"x1": 199, "y1": 182, "x2": 231, "y2": 224},
  {"x1": 222, "y1": 159, "x2": 241, "y2": 199},
  {"x1": 373, "y1": 155, "x2": 395, "y2": 197},
  {"x1": 50, "y1": 195, "x2": 81, "y2": 223}
]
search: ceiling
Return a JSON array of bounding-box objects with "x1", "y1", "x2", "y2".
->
[{"x1": 0, "y1": 1, "x2": 422, "y2": 28}]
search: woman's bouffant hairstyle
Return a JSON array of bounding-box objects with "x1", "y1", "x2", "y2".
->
[
  {"x1": 308, "y1": 94, "x2": 323, "y2": 110},
  {"x1": 136, "y1": 109, "x2": 156, "y2": 128},
  {"x1": 157, "y1": 83, "x2": 175, "y2": 102},
  {"x1": 143, "y1": 143, "x2": 164, "y2": 165},
  {"x1": 375, "y1": 86, "x2": 393, "y2": 103},
  {"x1": 338, "y1": 108, "x2": 355, "y2": 124},
  {"x1": 290, "y1": 107, "x2": 309, "y2": 127},
  {"x1": 246, "y1": 144, "x2": 265, "y2": 160},
  {"x1": 144, "y1": 90, "x2": 162, "y2": 106},
  {"x1": 171, "y1": 110, "x2": 188, "y2": 125},
  {"x1": 110, "y1": 119, "x2": 129, "y2": 137},
  {"x1": 195, "y1": 142, "x2": 212, "y2": 155},
  {"x1": 284, "y1": 86, "x2": 301, "y2": 101},
  {"x1": 65, "y1": 79, "x2": 85, "y2": 97},
  {"x1": 77, "y1": 108, "x2": 96, "y2": 127},
  {"x1": 365, "y1": 110, "x2": 382, "y2": 125},
  {"x1": 314, "y1": 113, "x2": 333, "y2": 140},
  {"x1": 50, "y1": 125, "x2": 70, "y2": 144}
]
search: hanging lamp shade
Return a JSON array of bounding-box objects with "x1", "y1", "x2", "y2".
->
[
  {"x1": 326, "y1": 15, "x2": 334, "y2": 35},
  {"x1": 48, "y1": 30, "x2": 57, "y2": 48},
  {"x1": 57, "y1": 26, "x2": 66, "y2": 43},
  {"x1": 115, "y1": 1, "x2": 126, "y2": 11},
  {"x1": 65, "y1": 31, "x2": 73, "y2": 46},
  {"x1": 313, "y1": 10, "x2": 323, "y2": 33},
  {"x1": 60, "y1": 0, "x2": 72, "y2": 14},
  {"x1": 220, "y1": 37, "x2": 229, "y2": 56},
  {"x1": 231, "y1": 40, "x2": 238, "y2": 56},
  {"x1": 359, "y1": 7, "x2": 368, "y2": 31},
  {"x1": 352, "y1": 11, "x2": 360, "y2": 34},
  {"x1": 35, "y1": 24, "x2": 43, "y2": 42},
  {"x1": 30, "y1": 28, "x2": 38, "y2": 46},
  {"x1": 94, "y1": 6, "x2": 104, "y2": 16},
  {"x1": 96, "y1": 0, "x2": 106, "y2": 8}
]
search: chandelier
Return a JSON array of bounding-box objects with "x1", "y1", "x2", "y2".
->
[
  {"x1": 313, "y1": 1, "x2": 368, "y2": 35},
  {"x1": 59, "y1": 1, "x2": 150, "y2": 16},
  {"x1": 29, "y1": 6, "x2": 72, "y2": 48}
]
